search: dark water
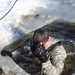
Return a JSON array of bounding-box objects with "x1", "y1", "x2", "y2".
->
[{"x1": 43, "y1": 20, "x2": 75, "y2": 42}]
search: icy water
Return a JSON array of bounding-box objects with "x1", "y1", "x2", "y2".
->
[{"x1": 0, "y1": 0, "x2": 75, "y2": 49}]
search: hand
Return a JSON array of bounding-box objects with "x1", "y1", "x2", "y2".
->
[
  {"x1": 24, "y1": 46, "x2": 31, "y2": 52},
  {"x1": 1, "y1": 50, "x2": 12, "y2": 57},
  {"x1": 32, "y1": 43, "x2": 48, "y2": 63}
]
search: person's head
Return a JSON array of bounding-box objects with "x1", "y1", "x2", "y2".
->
[{"x1": 33, "y1": 28, "x2": 49, "y2": 45}]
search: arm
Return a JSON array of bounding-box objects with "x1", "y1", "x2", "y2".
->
[
  {"x1": 42, "y1": 60, "x2": 58, "y2": 75},
  {"x1": 42, "y1": 45, "x2": 67, "y2": 75}
]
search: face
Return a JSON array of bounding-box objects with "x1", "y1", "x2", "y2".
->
[{"x1": 40, "y1": 38, "x2": 49, "y2": 47}]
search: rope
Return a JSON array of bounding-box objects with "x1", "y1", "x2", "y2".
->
[{"x1": 0, "y1": 0, "x2": 18, "y2": 20}]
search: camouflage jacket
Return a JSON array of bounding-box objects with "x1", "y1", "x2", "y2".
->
[{"x1": 42, "y1": 37, "x2": 67, "y2": 75}]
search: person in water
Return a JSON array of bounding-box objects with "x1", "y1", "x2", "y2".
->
[
  {"x1": 30, "y1": 28, "x2": 67, "y2": 75},
  {"x1": 1, "y1": 28, "x2": 67, "y2": 75}
]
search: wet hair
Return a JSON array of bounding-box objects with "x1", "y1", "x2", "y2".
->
[{"x1": 33, "y1": 28, "x2": 49, "y2": 44}]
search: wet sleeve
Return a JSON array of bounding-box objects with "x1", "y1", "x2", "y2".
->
[
  {"x1": 42, "y1": 45, "x2": 67, "y2": 75},
  {"x1": 42, "y1": 60, "x2": 58, "y2": 75}
]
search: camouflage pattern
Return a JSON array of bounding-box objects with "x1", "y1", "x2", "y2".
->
[{"x1": 42, "y1": 37, "x2": 67, "y2": 75}]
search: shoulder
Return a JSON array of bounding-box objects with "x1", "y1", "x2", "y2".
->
[
  {"x1": 50, "y1": 37, "x2": 66, "y2": 55},
  {"x1": 51, "y1": 44, "x2": 67, "y2": 61}
]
